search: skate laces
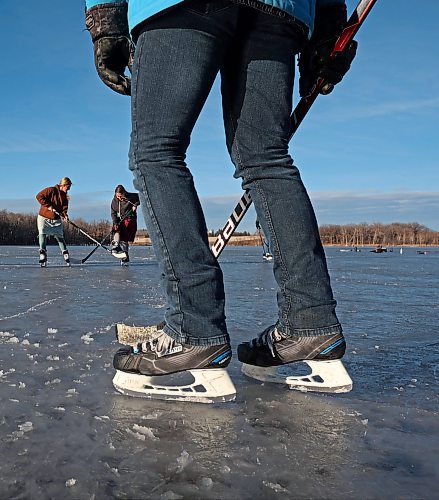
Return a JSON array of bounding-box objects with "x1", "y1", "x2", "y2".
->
[
  {"x1": 142, "y1": 326, "x2": 180, "y2": 358},
  {"x1": 252, "y1": 325, "x2": 286, "y2": 356}
]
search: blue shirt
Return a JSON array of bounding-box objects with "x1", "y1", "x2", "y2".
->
[{"x1": 85, "y1": 0, "x2": 345, "y2": 35}]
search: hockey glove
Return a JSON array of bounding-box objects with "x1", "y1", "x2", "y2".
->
[
  {"x1": 85, "y1": 3, "x2": 134, "y2": 96},
  {"x1": 298, "y1": 4, "x2": 357, "y2": 97}
]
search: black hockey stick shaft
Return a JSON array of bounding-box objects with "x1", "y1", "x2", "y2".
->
[
  {"x1": 81, "y1": 210, "x2": 133, "y2": 263},
  {"x1": 211, "y1": 0, "x2": 378, "y2": 258}
]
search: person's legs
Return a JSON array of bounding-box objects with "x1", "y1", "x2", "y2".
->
[
  {"x1": 54, "y1": 236, "x2": 67, "y2": 253},
  {"x1": 120, "y1": 240, "x2": 129, "y2": 263},
  {"x1": 129, "y1": 0, "x2": 239, "y2": 346},
  {"x1": 221, "y1": 8, "x2": 342, "y2": 339},
  {"x1": 38, "y1": 233, "x2": 47, "y2": 251}
]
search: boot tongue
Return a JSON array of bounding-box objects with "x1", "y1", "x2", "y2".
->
[{"x1": 154, "y1": 333, "x2": 176, "y2": 357}]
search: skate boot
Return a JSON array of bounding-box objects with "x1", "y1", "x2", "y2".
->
[
  {"x1": 39, "y1": 249, "x2": 47, "y2": 267},
  {"x1": 115, "y1": 321, "x2": 165, "y2": 348},
  {"x1": 111, "y1": 242, "x2": 127, "y2": 260},
  {"x1": 112, "y1": 328, "x2": 236, "y2": 403},
  {"x1": 62, "y1": 250, "x2": 71, "y2": 267},
  {"x1": 120, "y1": 254, "x2": 129, "y2": 266},
  {"x1": 238, "y1": 325, "x2": 352, "y2": 393}
]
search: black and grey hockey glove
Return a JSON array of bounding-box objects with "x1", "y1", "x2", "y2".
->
[
  {"x1": 299, "y1": 3, "x2": 357, "y2": 97},
  {"x1": 85, "y1": 3, "x2": 134, "y2": 96}
]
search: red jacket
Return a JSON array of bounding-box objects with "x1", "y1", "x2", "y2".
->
[{"x1": 36, "y1": 185, "x2": 69, "y2": 220}]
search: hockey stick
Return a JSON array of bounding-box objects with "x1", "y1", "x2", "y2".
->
[
  {"x1": 210, "y1": 0, "x2": 378, "y2": 258},
  {"x1": 80, "y1": 209, "x2": 134, "y2": 264},
  {"x1": 54, "y1": 212, "x2": 126, "y2": 261}
]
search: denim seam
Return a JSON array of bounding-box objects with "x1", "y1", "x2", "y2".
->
[
  {"x1": 223, "y1": 75, "x2": 296, "y2": 332},
  {"x1": 132, "y1": 35, "x2": 184, "y2": 336},
  {"x1": 252, "y1": 179, "x2": 293, "y2": 330}
]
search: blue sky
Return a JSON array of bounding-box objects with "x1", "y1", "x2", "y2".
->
[{"x1": 0, "y1": 0, "x2": 438, "y2": 232}]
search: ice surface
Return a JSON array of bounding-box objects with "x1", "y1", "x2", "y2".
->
[{"x1": 0, "y1": 245, "x2": 438, "y2": 499}]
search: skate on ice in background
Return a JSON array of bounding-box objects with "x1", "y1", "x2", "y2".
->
[
  {"x1": 62, "y1": 250, "x2": 71, "y2": 267},
  {"x1": 39, "y1": 249, "x2": 47, "y2": 267},
  {"x1": 262, "y1": 252, "x2": 273, "y2": 262},
  {"x1": 238, "y1": 326, "x2": 352, "y2": 393},
  {"x1": 112, "y1": 326, "x2": 236, "y2": 403},
  {"x1": 110, "y1": 243, "x2": 128, "y2": 260}
]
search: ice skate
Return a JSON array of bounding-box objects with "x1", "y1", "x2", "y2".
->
[
  {"x1": 111, "y1": 242, "x2": 127, "y2": 260},
  {"x1": 262, "y1": 252, "x2": 273, "y2": 261},
  {"x1": 120, "y1": 254, "x2": 129, "y2": 266},
  {"x1": 115, "y1": 321, "x2": 165, "y2": 347},
  {"x1": 112, "y1": 329, "x2": 236, "y2": 402},
  {"x1": 238, "y1": 326, "x2": 352, "y2": 393},
  {"x1": 39, "y1": 249, "x2": 47, "y2": 267},
  {"x1": 62, "y1": 250, "x2": 71, "y2": 267}
]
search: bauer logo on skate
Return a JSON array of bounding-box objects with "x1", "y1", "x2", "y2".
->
[{"x1": 163, "y1": 345, "x2": 183, "y2": 356}]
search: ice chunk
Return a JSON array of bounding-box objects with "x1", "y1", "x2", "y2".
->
[
  {"x1": 132, "y1": 424, "x2": 159, "y2": 441},
  {"x1": 18, "y1": 421, "x2": 33, "y2": 433},
  {"x1": 65, "y1": 478, "x2": 76, "y2": 487}
]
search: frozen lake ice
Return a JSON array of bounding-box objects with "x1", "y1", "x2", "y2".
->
[{"x1": 0, "y1": 245, "x2": 438, "y2": 499}]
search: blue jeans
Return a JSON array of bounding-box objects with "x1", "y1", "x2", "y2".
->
[{"x1": 129, "y1": 0, "x2": 342, "y2": 346}]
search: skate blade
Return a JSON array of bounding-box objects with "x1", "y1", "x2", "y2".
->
[
  {"x1": 241, "y1": 359, "x2": 353, "y2": 394},
  {"x1": 113, "y1": 368, "x2": 236, "y2": 403}
]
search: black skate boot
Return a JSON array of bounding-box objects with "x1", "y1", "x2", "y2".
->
[
  {"x1": 62, "y1": 250, "x2": 71, "y2": 267},
  {"x1": 121, "y1": 254, "x2": 129, "y2": 266},
  {"x1": 114, "y1": 329, "x2": 232, "y2": 376},
  {"x1": 111, "y1": 242, "x2": 122, "y2": 253},
  {"x1": 112, "y1": 328, "x2": 236, "y2": 402},
  {"x1": 39, "y1": 249, "x2": 47, "y2": 267},
  {"x1": 238, "y1": 325, "x2": 352, "y2": 393}
]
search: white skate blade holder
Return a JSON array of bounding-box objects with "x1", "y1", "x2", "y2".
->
[
  {"x1": 112, "y1": 250, "x2": 127, "y2": 260},
  {"x1": 113, "y1": 368, "x2": 236, "y2": 403},
  {"x1": 241, "y1": 359, "x2": 353, "y2": 393}
]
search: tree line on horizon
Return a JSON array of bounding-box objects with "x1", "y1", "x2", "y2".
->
[{"x1": 0, "y1": 210, "x2": 438, "y2": 246}]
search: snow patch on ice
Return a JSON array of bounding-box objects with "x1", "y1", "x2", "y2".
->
[
  {"x1": 94, "y1": 415, "x2": 110, "y2": 421},
  {"x1": 48, "y1": 328, "x2": 58, "y2": 334},
  {"x1": 65, "y1": 478, "x2": 76, "y2": 487},
  {"x1": 132, "y1": 424, "x2": 159, "y2": 441},
  {"x1": 263, "y1": 481, "x2": 289, "y2": 494},
  {"x1": 18, "y1": 421, "x2": 33, "y2": 433},
  {"x1": 45, "y1": 378, "x2": 61, "y2": 385},
  {"x1": 81, "y1": 334, "x2": 94, "y2": 344}
]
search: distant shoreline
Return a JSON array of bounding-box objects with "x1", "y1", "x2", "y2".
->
[{"x1": 131, "y1": 235, "x2": 438, "y2": 247}]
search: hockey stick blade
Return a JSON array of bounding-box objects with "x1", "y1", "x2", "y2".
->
[{"x1": 211, "y1": 0, "x2": 378, "y2": 258}]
